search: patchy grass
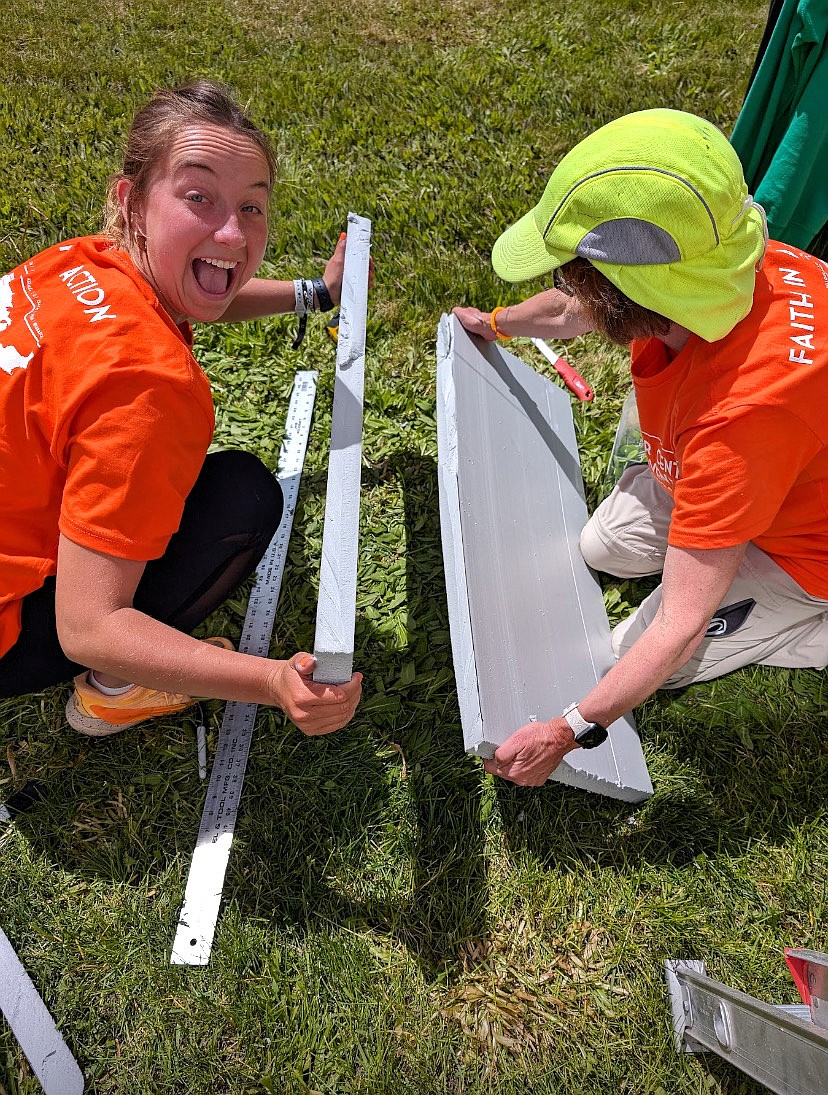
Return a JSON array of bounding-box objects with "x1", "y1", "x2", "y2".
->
[{"x1": 3, "y1": 2, "x2": 827, "y2": 1094}]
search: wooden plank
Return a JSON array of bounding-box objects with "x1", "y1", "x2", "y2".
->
[
  {"x1": 313, "y1": 213, "x2": 371, "y2": 684},
  {"x1": 436, "y1": 314, "x2": 652, "y2": 802},
  {"x1": 0, "y1": 926, "x2": 84, "y2": 1095}
]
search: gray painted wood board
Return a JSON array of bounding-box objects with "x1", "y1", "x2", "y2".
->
[
  {"x1": 436, "y1": 314, "x2": 652, "y2": 802},
  {"x1": 0, "y1": 926, "x2": 84, "y2": 1095},
  {"x1": 313, "y1": 213, "x2": 371, "y2": 684}
]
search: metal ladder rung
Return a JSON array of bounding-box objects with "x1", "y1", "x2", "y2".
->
[{"x1": 666, "y1": 954, "x2": 828, "y2": 1095}]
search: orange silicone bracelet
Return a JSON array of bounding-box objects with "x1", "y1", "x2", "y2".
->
[{"x1": 489, "y1": 306, "x2": 513, "y2": 341}]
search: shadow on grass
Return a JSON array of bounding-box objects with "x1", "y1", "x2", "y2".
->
[
  {"x1": 221, "y1": 452, "x2": 488, "y2": 975},
  {"x1": 7, "y1": 446, "x2": 826, "y2": 979},
  {"x1": 1, "y1": 451, "x2": 488, "y2": 980},
  {"x1": 495, "y1": 666, "x2": 828, "y2": 871}
]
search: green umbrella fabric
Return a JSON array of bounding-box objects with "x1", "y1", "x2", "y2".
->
[{"x1": 730, "y1": 0, "x2": 828, "y2": 251}]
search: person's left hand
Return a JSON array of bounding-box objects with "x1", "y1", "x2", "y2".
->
[
  {"x1": 322, "y1": 232, "x2": 375, "y2": 307},
  {"x1": 483, "y1": 717, "x2": 580, "y2": 786},
  {"x1": 452, "y1": 306, "x2": 499, "y2": 341}
]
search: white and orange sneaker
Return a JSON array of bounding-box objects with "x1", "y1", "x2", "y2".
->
[{"x1": 65, "y1": 637, "x2": 234, "y2": 736}]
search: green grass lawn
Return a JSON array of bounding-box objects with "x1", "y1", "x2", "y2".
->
[{"x1": 2, "y1": 2, "x2": 826, "y2": 1092}]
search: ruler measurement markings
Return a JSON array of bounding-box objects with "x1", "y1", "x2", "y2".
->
[{"x1": 170, "y1": 370, "x2": 317, "y2": 965}]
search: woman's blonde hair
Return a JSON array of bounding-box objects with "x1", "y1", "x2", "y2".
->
[{"x1": 103, "y1": 80, "x2": 276, "y2": 247}]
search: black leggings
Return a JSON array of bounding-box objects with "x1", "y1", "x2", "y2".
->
[{"x1": 0, "y1": 450, "x2": 283, "y2": 698}]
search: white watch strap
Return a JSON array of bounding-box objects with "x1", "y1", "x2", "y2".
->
[
  {"x1": 293, "y1": 278, "x2": 307, "y2": 316},
  {"x1": 562, "y1": 701, "x2": 591, "y2": 735}
]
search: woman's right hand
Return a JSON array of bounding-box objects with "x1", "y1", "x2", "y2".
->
[{"x1": 268, "y1": 652, "x2": 362, "y2": 735}]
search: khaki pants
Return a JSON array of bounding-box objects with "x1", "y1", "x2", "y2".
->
[{"x1": 580, "y1": 464, "x2": 828, "y2": 686}]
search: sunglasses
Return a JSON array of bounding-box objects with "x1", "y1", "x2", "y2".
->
[{"x1": 552, "y1": 268, "x2": 573, "y2": 296}]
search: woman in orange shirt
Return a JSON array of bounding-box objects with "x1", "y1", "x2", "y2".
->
[
  {"x1": 0, "y1": 80, "x2": 361, "y2": 737},
  {"x1": 454, "y1": 108, "x2": 827, "y2": 787}
]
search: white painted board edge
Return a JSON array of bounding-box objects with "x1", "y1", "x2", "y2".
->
[
  {"x1": 313, "y1": 213, "x2": 371, "y2": 684},
  {"x1": 436, "y1": 318, "x2": 485, "y2": 749},
  {"x1": 0, "y1": 926, "x2": 84, "y2": 1095}
]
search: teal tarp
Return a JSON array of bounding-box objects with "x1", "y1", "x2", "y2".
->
[{"x1": 731, "y1": 0, "x2": 828, "y2": 250}]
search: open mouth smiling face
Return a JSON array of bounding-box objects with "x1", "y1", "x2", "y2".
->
[
  {"x1": 192, "y1": 256, "x2": 240, "y2": 298},
  {"x1": 124, "y1": 124, "x2": 272, "y2": 324}
]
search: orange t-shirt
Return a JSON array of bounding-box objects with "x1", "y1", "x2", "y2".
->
[
  {"x1": 0, "y1": 236, "x2": 215, "y2": 657},
  {"x1": 631, "y1": 241, "x2": 828, "y2": 597}
]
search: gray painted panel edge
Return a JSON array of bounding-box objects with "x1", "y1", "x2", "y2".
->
[
  {"x1": 437, "y1": 315, "x2": 652, "y2": 802},
  {"x1": 436, "y1": 316, "x2": 486, "y2": 754},
  {"x1": 0, "y1": 926, "x2": 84, "y2": 1094},
  {"x1": 313, "y1": 213, "x2": 371, "y2": 684}
]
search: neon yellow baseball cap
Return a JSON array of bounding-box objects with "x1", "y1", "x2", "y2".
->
[{"x1": 491, "y1": 109, "x2": 767, "y2": 342}]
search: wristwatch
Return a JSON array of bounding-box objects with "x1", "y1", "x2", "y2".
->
[{"x1": 562, "y1": 702, "x2": 608, "y2": 749}]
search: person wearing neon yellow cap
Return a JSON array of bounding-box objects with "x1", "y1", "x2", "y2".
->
[{"x1": 453, "y1": 108, "x2": 828, "y2": 788}]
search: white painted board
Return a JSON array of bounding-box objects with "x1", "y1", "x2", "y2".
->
[
  {"x1": 436, "y1": 314, "x2": 652, "y2": 802},
  {"x1": 0, "y1": 926, "x2": 84, "y2": 1095},
  {"x1": 313, "y1": 213, "x2": 371, "y2": 684}
]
